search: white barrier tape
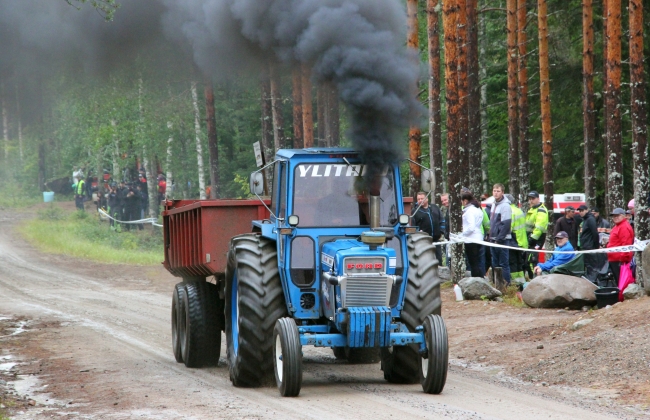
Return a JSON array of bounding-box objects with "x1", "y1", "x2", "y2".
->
[
  {"x1": 98, "y1": 208, "x2": 161, "y2": 226},
  {"x1": 446, "y1": 233, "x2": 648, "y2": 254}
]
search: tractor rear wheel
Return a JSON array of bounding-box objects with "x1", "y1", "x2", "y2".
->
[
  {"x1": 171, "y1": 283, "x2": 186, "y2": 363},
  {"x1": 273, "y1": 317, "x2": 302, "y2": 397},
  {"x1": 421, "y1": 314, "x2": 448, "y2": 394},
  {"x1": 381, "y1": 232, "x2": 443, "y2": 384},
  {"x1": 225, "y1": 234, "x2": 287, "y2": 387},
  {"x1": 181, "y1": 281, "x2": 221, "y2": 368}
]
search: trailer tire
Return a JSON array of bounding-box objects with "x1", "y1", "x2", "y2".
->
[
  {"x1": 171, "y1": 283, "x2": 186, "y2": 363},
  {"x1": 225, "y1": 234, "x2": 287, "y2": 387},
  {"x1": 273, "y1": 317, "x2": 303, "y2": 397},
  {"x1": 421, "y1": 314, "x2": 448, "y2": 394},
  {"x1": 381, "y1": 232, "x2": 442, "y2": 384},
  {"x1": 182, "y1": 281, "x2": 221, "y2": 368}
]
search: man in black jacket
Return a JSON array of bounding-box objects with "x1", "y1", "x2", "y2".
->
[
  {"x1": 578, "y1": 204, "x2": 603, "y2": 278},
  {"x1": 412, "y1": 192, "x2": 443, "y2": 263},
  {"x1": 553, "y1": 206, "x2": 578, "y2": 249}
]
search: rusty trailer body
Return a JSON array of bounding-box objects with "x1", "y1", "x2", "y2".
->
[{"x1": 162, "y1": 199, "x2": 270, "y2": 279}]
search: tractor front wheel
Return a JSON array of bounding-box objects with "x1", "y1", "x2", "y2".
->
[
  {"x1": 420, "y1": 314, "x2": 448, "y2": 394},
  {"x1": 273, "y1": 317, "x2": 303, "y2": 397}
]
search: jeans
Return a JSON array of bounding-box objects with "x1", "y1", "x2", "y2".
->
[{"x1": 491, "y1": 244, "x2": 511, "y2": 284}]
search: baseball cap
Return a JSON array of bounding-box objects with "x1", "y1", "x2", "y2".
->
[
  {"x1": 591, "y1": 207, "x2": 600, "y2": 213},
  {"x1": 610, "y1": 208, "x2": 625, "y2": 216},
  {"x1": 527, "y1": 191, "x2": 539, "y2": 198},
  {"x1": 565, "y1": 206, "x2": 575, "y2": 212},
  {"x1": 555, "y1": 231, "x2": 569, "y2": 239},
  {"x1": 577, "y1": 204, "x2": 588, "y2": 211}
]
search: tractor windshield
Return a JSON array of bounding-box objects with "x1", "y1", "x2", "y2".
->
[{"x1": 292, "y1": 163, "x2": 398, "y2": 227}]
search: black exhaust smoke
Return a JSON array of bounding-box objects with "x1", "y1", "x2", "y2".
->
[{"x1": 162, "y1": 0, "x2": 424, "y2": 182}]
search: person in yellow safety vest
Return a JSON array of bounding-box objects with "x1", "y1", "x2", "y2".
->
[
  {"x1": 524, "y1": 191, "x2": 548, "y2": 278},
  {"x1": 506, "y1": 194, "x2": 528, "y2": 283},
  {"x1": 75, "y1": 178, "x2": 86, "y2": 211}
]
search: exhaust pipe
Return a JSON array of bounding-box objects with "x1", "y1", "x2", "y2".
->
[{"x1": 369, "y1": 174, "x2": 381, "y2": 229}]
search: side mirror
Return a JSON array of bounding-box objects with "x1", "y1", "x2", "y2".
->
[
  {"x1": 399, "y1": 214, "x2": 409, "y2": 226},
  {"x1": 421, "y1": 169, "x2": 434, "y2": 193},
  {"x1": 288, "y1": 215, "x2": 299, "y2": 226},
  {"x1": 249, "y1": 172, "x2": 264, "y2": 196}
]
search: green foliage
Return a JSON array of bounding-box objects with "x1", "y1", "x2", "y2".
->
[
  {"x1": 19, "y1": 213, "x2": 163, "y2": 265},
  {"x1": 65, "y1": 0, "x2": 119, "y2": 21},
  {"x1": 38, "y1": 204, "x2": 66, "y2": 221},
  {"x1": 502, "y1": 285, "x2": 527, "y2": 308}
]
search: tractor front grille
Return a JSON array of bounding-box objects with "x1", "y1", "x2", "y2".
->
[{"x1": 340, "y1": 276, "x2": 392, "y2": 307}]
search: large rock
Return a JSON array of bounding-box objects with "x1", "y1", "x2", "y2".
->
[
  {"x1": 522, "y1": 274, "x2": 598, "y2": 309},
  {"x1": 458, "y1": 277, "x2": 502, "y2": 300},
  {"x1": 438, "y1": 266, "x2": 450, "y2": 280},
  {"x1": 643, "y1": 246, "x2": 650, "y2": 295},
  {"x1": 623, "y1": 283, "x2": 644, "y2": 300}
]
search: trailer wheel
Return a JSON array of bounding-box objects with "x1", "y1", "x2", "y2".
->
[
  {"x1": 421, "y1": 314, "x2": 448, "y2": 394},
  {"x1": 171, "y1": 283, "x2": 186, "y2": 363},
  {"x1": 225, "y1": 234, "x2": 287, "y2": 387},
  {"x1": 381, "y1": 232, "x2": 442, "y2": 384},
  {"x1": 181, "y1": 281, "x2": 221, "y2": 368},
  {"x1": 273, "y1": 317, "x2": 302, "y2": 397}
]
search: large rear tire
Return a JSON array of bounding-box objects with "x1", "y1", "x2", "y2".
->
[
  {"x1": 273, "y1": 317, "x2": 302, "y2": 397},
  {"x1": 171, "y1": 283, "x2": 186, "y2": 363},
  {"x1": 225, "y1": 234, "x2": 287, "y2": 387},
  {"x1": 421, "y1": 314, "x2": 448, "y2": 394},
  {"x1": 182, "y1": 281, "x2": 221, "y2": 368},
  {"x1": 381, "y1": 232, "x2": 443, "y2": 384}
]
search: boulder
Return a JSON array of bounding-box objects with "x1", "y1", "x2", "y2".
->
[
  {"x1": 522, "y1": 274, "x2": 598, "y2": 309},
  {"x1": 458, "y1": 277, "x2": 502, "y2": 300},
  {"x1": 643, "y1": 246, "x2": 650, "y2": 295},
  {"x1": 623, "y1": 283, "x2": 644, "y2": 300},
  {"x1": 439, "y1": 266, "x2": 450, "y2": 280}
]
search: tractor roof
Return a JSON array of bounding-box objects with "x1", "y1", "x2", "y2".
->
[{"x1": 276, "y1": 148, "x2": 359, "y2": 159}]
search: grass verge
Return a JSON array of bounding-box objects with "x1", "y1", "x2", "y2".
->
[
  {"x1": 502, "y1": 284, "x2": 527, "y2": 308},
  {"x1": 18, "y1": 206, "x2": 163, "y2": 265}
]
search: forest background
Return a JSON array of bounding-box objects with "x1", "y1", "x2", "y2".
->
[{"x1": 0, "y1": 0, "x2": 648, "y2": 233}]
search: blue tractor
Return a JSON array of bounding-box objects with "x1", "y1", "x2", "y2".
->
[{"x1": 224, "y1": 148, "x2": 448, "y2": 396}]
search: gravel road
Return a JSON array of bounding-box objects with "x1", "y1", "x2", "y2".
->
[{"x1": 0, "y1": 208, "x2": 634, "y2": 419}]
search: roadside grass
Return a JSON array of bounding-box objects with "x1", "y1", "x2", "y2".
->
[
  {"x1": 18, "y1": 205, "x2": 163, "y2": 265},
  {"x1": 502, "y1": 284, "x2": 527, "y2": 308},
  {"x1": 0, "y1": 184, "x2": 42, "y2": 209}
]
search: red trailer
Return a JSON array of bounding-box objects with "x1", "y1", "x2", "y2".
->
[{"x1": 162, "y1": 197, "x2": 414, "y2": 279}]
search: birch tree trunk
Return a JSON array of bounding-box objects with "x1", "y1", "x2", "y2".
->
[
  {"x1": 583, "y1": 0, "x2": 597, "y2": 207},
  {"x1": 1, "y1": 81, "x2": 8, "y2": 162},
  {"x1": 629, "y1": 0, "x2": 648, "y2": 240},
  {"x1": 15, "y1": 82, "x2": 23, "y2": 163},
  {"x1": 292, "y1": 67, "x2": 303, "y2": 148},
  {"x1": 407, "y1": 0, "x2": 421, "y2": 198},
  {"x1": 538, "y1": 0, "x2": 554, "y2": 249},
  {"x1": 165, "y1": 122, "x2": 173, "y2": 200},
  {"x1": 427, "y1": 0, "x2": 444, "y2": 203},
  {"x1": 443, "y1": 0, "x2": 464, "y2": 284},
  {"x1": 517, "y1": 0, "x2": 529, "y2": 207},
  {"x1": 301, "y1": 64, "x2": 314, "y2": 148},
  {"x1": 467, "y1": 0, "x2": 482, "y2": 197},
  {"x1": 457, "y1": 0, "x2": 469, "y2": 190},
  {"x1": 111, "y1": 119, "x2": 120, "y2": 182},
  {"x1": 191, "y1": 81, "x2": 207, "y2": 200},
  {"x1": 204, "y1": 81, "x2": 220, "y2": 199},
  {"x1": 269, "y1": 63, "x2": 285, "y2": 151},
  {"x1": 507, "y1": 0, "x2": 520, "y2": 199},
  {"x1": 137, "y1": 78, "x2": 158, "y2": 217},
  {"x1": 260, "y1": 73, "x2": 274, "y2": 194},
  {"x1": 605, "y1": 0, "x2": 623, "y2": 210}
]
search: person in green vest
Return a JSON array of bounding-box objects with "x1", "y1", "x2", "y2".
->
[
  {"x1": 75, "y1": 177, "x2": 86, "y2": 211},
  {"x1": 525, "y1": 191, "x2": 548, "y2": 278},
  {"x1": 506, "y1": 194, "x2": 528, "y2": 283}
]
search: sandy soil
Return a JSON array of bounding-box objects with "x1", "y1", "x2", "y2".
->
[{"x1": 0, "y1": 202, "x2": 647, "y2": 419}]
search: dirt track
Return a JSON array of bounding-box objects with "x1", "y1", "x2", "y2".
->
[{"x1": 0, "y1": 206, "x2": 644, "y2": 419}]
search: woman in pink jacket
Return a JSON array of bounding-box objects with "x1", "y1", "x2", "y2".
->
[{"x1": 606, "y1": 208, "x2": 635, "y2": 283}]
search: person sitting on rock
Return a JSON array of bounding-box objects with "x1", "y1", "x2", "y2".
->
[{"x1": 533, "y1": 231, "x2": 575, "y2": 276}]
